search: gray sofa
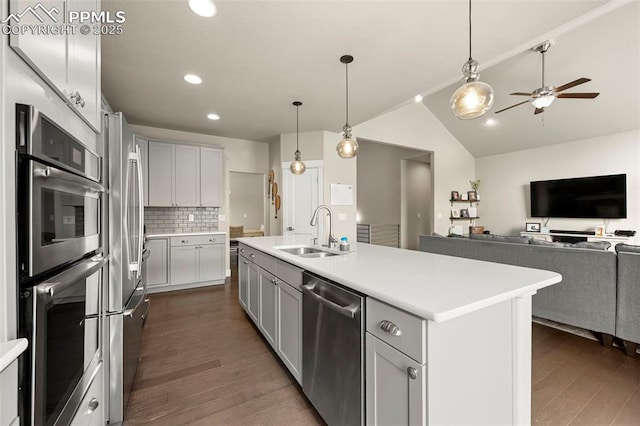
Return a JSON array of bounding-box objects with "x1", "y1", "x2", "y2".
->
[
  {"x1": 616, "y1": 246, "x2": 640, "y2": 356},
  {"x1": 419, "y1": 235, "x2": 618, "y2": 344}
]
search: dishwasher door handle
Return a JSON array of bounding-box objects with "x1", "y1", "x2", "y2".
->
[{"x1": 302, "y1": 284, "x2": 360, "y2": 319}]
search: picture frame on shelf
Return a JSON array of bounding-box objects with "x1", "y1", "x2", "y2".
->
[
  {"x1": 595, "y1": 225, "x2": 605, "y2": 237},
  {"x1": 460, "y1": 208, "x2": 470, "y2": 218},
  {"x1": 467, "y1": 191, "x2": 478, "y2": 201},
  {"x1": 451, "y1": 208, "x2": 460, "y2": 218},
  {"x1": 461, "y1": 192, "x2": 468, "y2": 201},
  {"x1": 526, "y1": 222, "x2": 541, "y2": 232},
  {"x1": 450, "y1": 190, "x2": 460, "y2": 201},
  {"x1": 467, "y1": 206, "x2": 478, "y2": 218}
]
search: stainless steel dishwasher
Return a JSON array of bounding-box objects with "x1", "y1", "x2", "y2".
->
[{"x1": 302, "y1": 271, "x2": 365, "y2": 426}]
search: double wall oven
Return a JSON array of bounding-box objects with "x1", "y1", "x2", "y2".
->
[{"x1": 16, "y1": 104, "x2": 106, "y2": 426}]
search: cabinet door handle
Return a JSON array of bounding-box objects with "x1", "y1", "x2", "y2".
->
[
  {"x1": 240, "y1": 248, "x2": 245, "y2": 253},
  {"x1": 379, "y1": 320, "x2": 402, "y2": 336},
  {"x1": 182, "y1": 240, "x2": 189, "y2": 243},
  {"x1": 88, "y1": 397, "x2": 99, "y2": 413},
  {"x1": 407, "y1": 367, "x2": 417, "y2": 380},
  {"x1": 250, "y1": 253, "x2": 255, "y2": 259},
  {"x1": 209, "y1": 238, "x2": 216, "y2": 242},
  {"x1": 243, "y1": 261, "x2": 249, "y2": 265}
]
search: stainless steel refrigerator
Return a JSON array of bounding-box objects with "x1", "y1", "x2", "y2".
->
[{"x1": 104, "y1": 111, "x2": 149, "y2": 425}]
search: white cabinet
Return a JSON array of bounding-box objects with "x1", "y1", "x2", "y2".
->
[
  {"x1": 134, "y1": 136, "x2": 149, "y2": 206},
  {"x1": 200, "y1": 147, "x2": 223, "y2": 207},
  {"x1": 146, "y1": 238, "x2": 168, "y2": 287},
  {"x1": 147, "y1": 142, "x2": 222, "y2": 207},
  {"x1": 148, "y1": 142, "x2": 175, "y2": 207},
  {"x1": 259, "y1": 268, "x2": 278, "y2": 350},
  {"x1": 70, "y1": 364, "x2": 103, "y2": 426},
  {"x1": 170, "y1": 235, "x2": 225, "y2": 286},
  {"x1": 366, "y1": 335, "x2": 425, "y2": 425},
  {"x1": 9, "y1": 0, "x2": 101, "y2": 130},
  {"x1": 174, "y1": 145, "x2": 200, "y2": 207},
  {"x1": 277, "y1": 281, "x2": 302, "y2": 383}
]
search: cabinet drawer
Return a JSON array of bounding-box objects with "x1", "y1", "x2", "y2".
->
[
  {"x1": 238, "y1": 243, "x2": 259, "y2": 262},
  {"x1": 170, "y1": 234, "x2": 225, "y2": 247},
  {"x1": 276, "y1": 260, "x2": 303, "y2": 289},
  {"x1": 366, "y1": 298, "x2": 426, "y2": 363},
  {"x1": 260, "y1": 253, "x2": 278, "y2": 275}
]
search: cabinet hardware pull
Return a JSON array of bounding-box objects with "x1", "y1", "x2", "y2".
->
[
  {"x1": 243, "y1": 261, "x2": 248, "y2": 264},
  {"x1": 88, "y1": 398, "x2": 99, "y2": 413},
  {"x1": 407, "y1": 367, "x2": 417, "y2": 380},
  {"x1": 182, "y1": 240, "x2": 189, "y2": 243},
  {"x1": 240, "y1": 248, "x2": 245, "y2": 253},
  {"x1": 250, "y1": 254, "x2": 255, "y2": 258},
  {"x1": 210, "y1": 238, "x2": 215, "y2": 242},
  {"x1": 379, "y1": 320, "x2": 402, "y2": 336}
]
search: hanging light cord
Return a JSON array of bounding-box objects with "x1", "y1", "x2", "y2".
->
[
  {"x1": 296, "y1": 104, "x2": 300, "y2": 151},
  {"x1": 345, "y1": 61, "x2": 349, "y2": 125},
  {"x1": 468, "y1": 0, "x2": 472, "y2": 61}
]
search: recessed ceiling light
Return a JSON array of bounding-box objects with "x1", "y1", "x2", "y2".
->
[
  {"x1": 188, "y1": 0, "x2": 216, "y2": 17},
  {"x1": 414, "y1": 94, "x2": 424, "y2": 103},
  {"x1": 485, "y1": 118, "x2": 497, "y2": 126},
  {"x1": 184, "y1": 74, "x2": 202, "y2": 85},
  {"x1": 207, "y1": 113, "x2": 220, "y2": 120}
]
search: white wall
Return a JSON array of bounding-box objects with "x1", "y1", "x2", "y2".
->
[
  {"x1": 476, "y1": 130, "x2": 640, "y2": 237},
  {"x1": 229, "y1": 172, "x2": 265, "y2": 230},
  {"x1": 268, "y1": 135, "x2": 282, "y2": 235},
  {"x1": 281, "y1": 131, "x2": 324, "y2": 162},
  {"x1": 354, "y1": 102, "x2": 476, "y2": 235},
  {"x1": 129, "y1": 125, "x2": 269, "y2": 272},
  {"x1": 403, "y1": 159, "x2": 432, "y2": 250}
]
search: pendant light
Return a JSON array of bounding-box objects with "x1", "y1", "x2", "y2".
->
[
  {"x1": 289, "y1": 101, "x2": 306, "y2": 175},
  {"x1": 450, "y1": 0, "x2": 494, "y2": 120},
  {"x1": 336, "y1": 54, "x2": 358, "y2": 158}
]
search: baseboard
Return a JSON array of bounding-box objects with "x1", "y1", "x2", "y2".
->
[{"x1": 226, "y1": 268, "x2": 231, "y2": 277}]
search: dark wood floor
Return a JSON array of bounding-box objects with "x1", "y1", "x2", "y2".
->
[{"x1": 125, "y1": 269, "x2": 640, "y2": 425}]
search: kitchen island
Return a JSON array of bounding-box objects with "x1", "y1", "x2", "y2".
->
[{"x1": 237, "y1": 235, "x2": 561, "y2": 425}]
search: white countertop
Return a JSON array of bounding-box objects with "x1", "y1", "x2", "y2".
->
[
  {"x1": 237, "y1": 235, "x2": 562, "y2": 323},
  {"x1": 0, "y1": 339, "x2": 28, "y2": 373},
  {"x1": 147, "y1": 231, "x2": 226, "y2": 239}
]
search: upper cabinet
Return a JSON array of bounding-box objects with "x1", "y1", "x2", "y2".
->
[
  {"x1": 9, "y1": 0, "x2": 101, "y2": 131},
  {"x1": 147, "y1": 141, "x2": 223, "y2": 207}
]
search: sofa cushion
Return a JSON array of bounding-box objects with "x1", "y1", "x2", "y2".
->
[
  {"x1": 571, "y1": 241, "x2": 611, "y2": 251},
  {"x1": 469, "y1": 233, "x2": 530, "y2": 245},
  {"x1": 615, "y1": 243, "x2": 640, "y2": 254},
  {"x1": 529, "y1": 239, "x2": 572, "y2": 248}
]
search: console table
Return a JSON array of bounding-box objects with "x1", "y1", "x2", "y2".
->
[{"x1": 520, "y1": 231, "x2": 632, "y2": 251}]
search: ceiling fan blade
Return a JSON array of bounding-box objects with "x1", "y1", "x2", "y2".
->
[
  {"x1": 509, "y1": 92, "x2": 533, "y2": 96},
  {"x1": 534, "y1": 108, "x2": 544, "y2": 115},
  {"x1": 494, "y1": 100, "x2": 530, "y2": 114},
  {"x1": 557, "y1": 92, "x2": 600, "y2": 99},
  {"x1": 555, "y1": 78, "x2": 591, "y2": 92}
]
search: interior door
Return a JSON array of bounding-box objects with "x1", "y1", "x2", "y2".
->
[{"x1": 282, "y1": 163, "x2": 322, "y2": 238}]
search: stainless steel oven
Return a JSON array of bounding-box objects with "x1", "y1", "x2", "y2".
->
[
  {"x1": 19, "y1": 254, "x2": 107, "y2": 426},
  {"x1": 16, "y1": 104, "x2": 104, "y2": 282}
]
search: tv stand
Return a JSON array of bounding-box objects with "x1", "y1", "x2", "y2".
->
[{"x1": 520, "y1": 231, "x2": 632, "y2": 252}]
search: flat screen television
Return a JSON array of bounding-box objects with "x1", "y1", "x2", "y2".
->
[{"x1": 530, "y1": 174, "x2": 627, "y2": 219}]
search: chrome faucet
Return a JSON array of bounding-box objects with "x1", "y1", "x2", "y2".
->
[{"x1": 310, "y1": 205, "x2": 338, "y2": 248}]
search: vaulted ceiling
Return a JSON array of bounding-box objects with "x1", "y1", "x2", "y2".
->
[{"x1": 101, "y1": 0, "x2": 638, "y2": 156}]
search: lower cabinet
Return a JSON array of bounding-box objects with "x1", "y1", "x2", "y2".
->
[
  {"x1": 259, "y1": 268, "x2": 278, "y2": 349},
  {"x1": 238, "y1": 256, "x2": 249, "y2": 310},
  {"x1": 366, "y1": 334, "x2": 425, "y2": 425},
  {"x1": 70, "y1": 364, "x2": 103, "y2": 426},
  {"x1": 147, "y1": 234, "x2": 226, "y2": 293},
  {"x1": 247, "y1": 261, "x2": 260, "y2": 323},
  {"x1": 277, "y1": 281, "x2": 302, "y2": 384}
]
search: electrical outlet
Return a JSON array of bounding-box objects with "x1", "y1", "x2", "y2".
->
[
  {"x1": 188, "y1": 214, "x2": 194, "y2": 222},
  {"x1": 219, "y1": 214, "x2": 226, "y2": 222}
]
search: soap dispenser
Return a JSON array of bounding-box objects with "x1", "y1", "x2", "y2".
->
[{"x1": 339, "y1": 236, "x2": 350, "y2": 252}]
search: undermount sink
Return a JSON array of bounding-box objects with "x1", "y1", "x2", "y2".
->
[{"x1": 275, "y1": 245, "x2": 341, "y2": 257}]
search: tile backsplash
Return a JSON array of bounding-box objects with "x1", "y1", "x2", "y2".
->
[{"x1": 145, "y1": 207, "x2": 219, "y2": 234}]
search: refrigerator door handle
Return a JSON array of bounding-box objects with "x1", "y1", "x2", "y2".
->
[{"x1": 135, "y1": 144, "x2": 144, "y2": 280}]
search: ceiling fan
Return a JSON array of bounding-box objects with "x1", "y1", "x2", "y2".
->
[{"x1": 495, "y1": 41, "x2": 600, "y2": 115}]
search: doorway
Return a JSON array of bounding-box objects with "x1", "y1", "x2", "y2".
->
[{"x1": 229, "y1": 172, "x2": 266, "y2": 234}]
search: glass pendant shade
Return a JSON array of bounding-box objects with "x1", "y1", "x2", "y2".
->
[
  {"x1": 450, "y1": 80, "x2": 495, "y2": 120},
  {"x1": 290, "y1": 150, "x2": 306, "y2": 175},
  {"x1": 337, "y1": 136, "x2": 359, "y2": 158},
  {"x1": 337, "y1": 54, "x2": 358, "y2": 158}
]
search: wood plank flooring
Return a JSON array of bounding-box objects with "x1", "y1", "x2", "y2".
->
[{"x1": 125, "y1": 268, "x2": 640, "y2": 425}]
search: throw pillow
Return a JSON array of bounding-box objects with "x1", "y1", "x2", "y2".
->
[
  {"x1": 529, "y1": 239, "x2": 572, "y2": 248},
  {"x1": 615, "y1": 243, "x2": 640, "y2": 254},
  {"x1": 571, "y1": 241, "x2": 611, "y2": 251}
]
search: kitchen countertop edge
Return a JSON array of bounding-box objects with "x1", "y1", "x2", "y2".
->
[{"x1": 148, "y1": 231, "x2": 227, "y2": 239}]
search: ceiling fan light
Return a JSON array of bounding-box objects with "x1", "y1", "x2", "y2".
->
[
  {"x1": 531, "y1": 94, "x2": 555, "y2": 109},
  {"x1": 450, "y1": 80, "x2": 495, "y2": 120}
]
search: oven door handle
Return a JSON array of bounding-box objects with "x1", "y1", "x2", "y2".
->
[
  {"x1": 37, "y1": 255, "x2": 107, "y2": 298},
  {"x1": 34, "y1": 162, "x2": 104, "y2": 193}
]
